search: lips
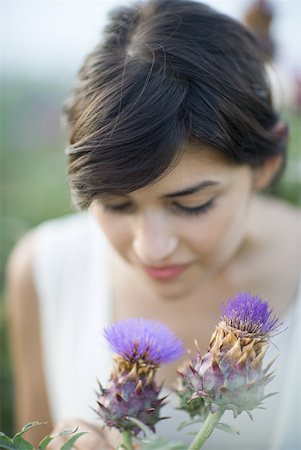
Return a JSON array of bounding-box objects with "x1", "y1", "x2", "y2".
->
[{"x1": 143, "y1": 264, "x2": 189, "y2": 280}]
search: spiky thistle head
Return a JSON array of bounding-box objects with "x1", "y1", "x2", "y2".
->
[
  {"x1": 98, "y1": 318, "x2": 184, "y2": 434},
  {"x1": 176, "y1": 293, "x2": 282, "y2": 419}
]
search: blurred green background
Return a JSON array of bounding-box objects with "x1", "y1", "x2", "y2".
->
[
  {"x1": 1, "y1": 0, "x2": 301, "y2": 438},
  {"x1": 0, "y1": 78, "x2": 74, "y2": 433}
]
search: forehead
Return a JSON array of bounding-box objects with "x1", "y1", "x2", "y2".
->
[{"x1": 128, "y1": 146, "x2": 238, "y2": 200}]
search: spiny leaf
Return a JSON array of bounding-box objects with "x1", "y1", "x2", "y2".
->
[
  {"x1": 12, "y1": 435, "x2": 34, "y2": 450},
  {"x1": 13, "y1": 422, "x2": 47, "y2": 440},
  {"x1": 0, "y1": 433, "x2": 10, "y2": 438},
  {"x1": 127, "y1": 418, "x2": 185, "y2": 450},
  {"x1": 139, "y1": 434, "x2": 186, "y2": 450},
  {"x1": 38, "y1": 435, "x2": 54, "y2": 449},
  {"x1": 0, "y1": 443, "x2": 17, "y2": 450},
  {"x1": 177, "y1": 417, "x2": 203, "y2": 431},
  {"x1": 126, "y1": 418, "x2": 153, "y2": 438},
  {"x1": 21, "y1": 423, "x2": 47, "y2": 434},
  {"x1": 0, "y1": 434, "x2": 17, "y2": 450},
  {"x1": 60, "y1": 432, "x2": 87, "y2": 450},
  {"x1": 50, "y1": 427, "x2": 78, "y2": 439},
  {"x1": 0, "y1": 423, "x2": 48, "y2": 450},
  {"x1": 216, "y1": 423, "x2": 240, "y2": 435}
]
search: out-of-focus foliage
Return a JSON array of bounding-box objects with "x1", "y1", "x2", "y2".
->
[
  {"x1": 0, "y1": 80, "x2": 72, "y2": 434},
  {"x1": 268, "y1": 111, "x2": 301, "y2": 205},
  {"x1": 0, "y1": 421, "x2": 87, "y2": 450},
  {"x1": 1, "y1": 80, "x2": 73, "y2": 285}
]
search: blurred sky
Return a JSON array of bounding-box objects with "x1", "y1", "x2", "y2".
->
[{"x1": 2, "y1": 0, "x2": 301, "y2": 83}]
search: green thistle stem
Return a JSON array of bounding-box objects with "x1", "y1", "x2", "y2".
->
[
  {"x1": 187, "y1": 408, "x2": 225, "y2": 449},
  {"x1": 120, "y1": 430, "x2": 133, "y2": 449}
]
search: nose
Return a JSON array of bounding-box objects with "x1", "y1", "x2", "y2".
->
[{"x1": 132, "y1": 210, "x2": 178, "y2": 265}]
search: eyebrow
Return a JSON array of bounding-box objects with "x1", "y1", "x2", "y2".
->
[{"x1": 163, "y1": 180, "x2": 219, "y2": 198}]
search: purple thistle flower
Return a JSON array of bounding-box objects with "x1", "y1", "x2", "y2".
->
[
  {"x1": 104, "y1": 318, "x2": 185, "y2": 365},
  {"x1": 220, "y1": 292, "x2": 280, "y2": 336},
  {"x1": 176, "y1": 292, "x2": 282, "y2": 419},
  {"x1": 98, "y1": 318, "x2": 184, "y2": 435}
]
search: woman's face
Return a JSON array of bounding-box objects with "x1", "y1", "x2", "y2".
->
[{"x1": 91, "y1": 147, "x2": 256, "y2": 299}]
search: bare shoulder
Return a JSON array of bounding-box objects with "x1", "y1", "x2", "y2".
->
[
  {"x1": 6, "y1": 230, "x2": 36, "y2": 291},
  {"x1": 6, "y1": 230, "x2": 52, "y2": 440},
  {"x1": 6, "y1": 231, "x2": 40, "y2": 327}
]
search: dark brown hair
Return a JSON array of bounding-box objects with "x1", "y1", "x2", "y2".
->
[{"x1": 64, "y1": 0, "x2": 288, "y2": 208}]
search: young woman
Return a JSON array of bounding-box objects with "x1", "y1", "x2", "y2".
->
[{"x1": 6, "y1": 0, "x2": 301, "y2": 448}]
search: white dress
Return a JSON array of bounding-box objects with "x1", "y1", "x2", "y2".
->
[{"x1": 32, "y1": 212, "x2": 301, "y2": 450}]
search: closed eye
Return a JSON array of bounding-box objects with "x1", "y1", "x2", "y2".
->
[
  {"x1": 102, "y1": 198, "x2": 216, "y2": 216},
  {"x1": 102, "y1": 202, "x2": 134, "y2": 214},
  {"x1": 171, "y1": 198, "x2": 216, "y2": 216}
]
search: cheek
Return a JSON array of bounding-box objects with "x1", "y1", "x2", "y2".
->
[
  {"x1": 185, "y1": 216, "x2": 228, "y2": 257},
  {"x1": 92, "y1": 208, "x2": 132, "y2": 255},
  {"x1": 186, "y1": 196, "x2": 249, "y2": 258}
]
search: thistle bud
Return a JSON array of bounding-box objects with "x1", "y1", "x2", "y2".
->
[
  {"x1": 177, "y1": 292, "x2": 281, "y2": 419},
  {"x1": 175, "y1": 359, "x2": 210, "y2": 421},
  {"x1": 98, "y1": 318, "x2": 185, "y2": 434}
]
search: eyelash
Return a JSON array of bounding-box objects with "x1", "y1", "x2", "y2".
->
[
  {"x1": 102, "y1": 199, "x2": 215, "y2": 217},
  {"x1": 172, "y1": 199, "x2": 215, "y2": 216}
]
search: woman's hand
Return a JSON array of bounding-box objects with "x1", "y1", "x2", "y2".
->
[{"x1": 47, "y1": 419, "x2": 120, "y2": 449}]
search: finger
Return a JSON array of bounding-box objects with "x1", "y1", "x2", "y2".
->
[
  {"x1": 72, "y1": 421, "x2": 118, "y2": 449},
  {"x1": 102, "y1": 426, "x2": 121, "y2": 448}
]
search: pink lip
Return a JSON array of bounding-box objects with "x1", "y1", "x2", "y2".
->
[{"x1": 143, "y1": 264, "x2": 189, "y2": 280}]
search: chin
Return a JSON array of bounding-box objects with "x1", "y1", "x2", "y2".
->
[{"x1": 148, "y1": 278, "x2": 198, "y2": 301}]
